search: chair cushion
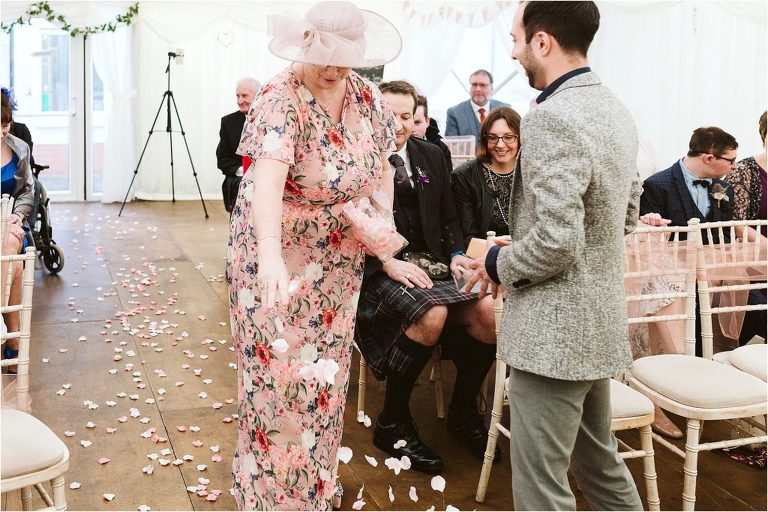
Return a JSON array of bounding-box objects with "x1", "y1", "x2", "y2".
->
[
  {"x1": 729, "y1": 344, "x2": 767, "y2": 382},
  {"x1": 632, "y1": 354, "x2": 767, "y2": 409},
  {"x1": 1, "y1": 409, "x2": 68, "y2": 479},
  {"x1": 610, "y1": 379, "x2": 654, "y2": 418}
]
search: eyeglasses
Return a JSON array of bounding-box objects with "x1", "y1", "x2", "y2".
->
[
  {"x1": 485, "y1": 134, "x2": 519, "y2": 145},
  {"x1": 692, "y1": 150, "x2": 737, "y2": 165}
]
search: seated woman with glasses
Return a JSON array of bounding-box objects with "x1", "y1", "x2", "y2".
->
[{"x1": 451, "y1": 107, "x2": 521, "y2": 245}]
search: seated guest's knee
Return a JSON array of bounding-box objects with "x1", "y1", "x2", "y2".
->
[
  {"x1": 466, "y1": 296, "x2": 497, "y2": 344},
  {"x1": 406, "y1": 306, "x2": 448, "y2": 346}
]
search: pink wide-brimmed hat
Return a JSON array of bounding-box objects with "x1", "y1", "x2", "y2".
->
[{"x1": 268, "y1": 1, "x2": 402, "y2": 69}]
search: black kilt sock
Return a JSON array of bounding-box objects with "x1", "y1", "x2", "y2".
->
[
  {"x1": 380, "y1": 333, "x2": 435, "y2": 425},
  {"x1": 450, "y1": 333, "x2": 496, "y2": 413}
]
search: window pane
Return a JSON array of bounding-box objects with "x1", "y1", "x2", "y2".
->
[{"x1": 5, "y1": 20, "x2": 71, "y2": 193}]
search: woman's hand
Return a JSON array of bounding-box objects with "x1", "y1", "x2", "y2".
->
[
  {"x1": 257, "y1": 250, "x2": 290, "y2": 313},
  {"x1": 382, "y1": 258, "x2": 432, "y2": 289}
]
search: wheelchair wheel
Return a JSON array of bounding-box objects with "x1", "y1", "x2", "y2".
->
[{"x1": 42, "y1": 243, "x2": 65, "y2": 274}]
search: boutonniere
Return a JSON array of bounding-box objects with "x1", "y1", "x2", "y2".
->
[
  {"x1": 710, "y1": 183, "x2": 730, "y2": 209},
  {"x1": 414, "y1": 166, "x2": 431, "y2": 188}
]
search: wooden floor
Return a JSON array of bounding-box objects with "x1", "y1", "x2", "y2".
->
[{"x1": 2, "y1": 200, "x2": 765, "y2": 511}]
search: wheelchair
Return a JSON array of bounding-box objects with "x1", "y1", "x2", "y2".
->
[{"x1": 28, "y1": 162, "x2": 64, "y2": 274}]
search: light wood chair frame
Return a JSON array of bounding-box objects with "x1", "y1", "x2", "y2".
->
[
  {"x1": 475, "y1": 222, "x2": 703, "y2": 507},
  {"x1": 1, "y1": 195, "x2": 70, "y2": 511},
  {"x1": 629, "y1": 219, "x2": 767, "y2": 511}
]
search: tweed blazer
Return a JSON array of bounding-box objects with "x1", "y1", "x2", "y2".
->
[
  {"x1": 445, "y1": 99, "x2": 508, "y2": 142},
  {"x1": 3, "y1": 133, "x2": 35, "y2": 220},
  {"x1": 494, "y1": 71, "x2": 641, "y2": 381}
]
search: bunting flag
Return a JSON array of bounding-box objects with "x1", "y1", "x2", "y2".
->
[{"x1": 402, "y1": 1, "x2": 514, "y2": 28}]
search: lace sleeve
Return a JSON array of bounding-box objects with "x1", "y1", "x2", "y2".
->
[{"x1": 725, "y1": 165, "x2": 751, "y2": 220}]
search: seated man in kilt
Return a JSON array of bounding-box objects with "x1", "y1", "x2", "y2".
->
[{"x1": 355, "y1": 80, "x2": 498, "y2": 474}]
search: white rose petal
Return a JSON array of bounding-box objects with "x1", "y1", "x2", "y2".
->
[
  {"x1": 352, "y1": 499, "x2": 366, "y2": 510},
  {"x1": 393, "y1": 439, "x2": 406, "y2": 449},
  {"x1": 426, "y1": 507, "x2": 435, "y2": 512},
  {"x1": 388, "y1": 486, "x2": 394, "y2": 502},
  {"x1": 384, "y1": 457, "x2": 402, "y2": 475},
  {"x1": 364, "y1": 455, "x2": 378, "y2": 467},
  {"x1": 430, "y1": 475, "x2": 446, "y2": 493},
  {"x1": 69, "y1": 482, "x2": 81, "y2": 490},
  {"x1": 446, "y1": 506, "x2": 459, "y2": 511},
  {"x1": 103, "y1": 493, "x2": 116, "y2": 501},
  {"x1": 300, "y1": 344, "x2": 318, "y2": 363},
  {"x1": 337, "y1": 446, "x2": 353, "y2": 464},
  {"x1": 409, "y1": 486, "x2": 418, "y2": 502},
  {"x1": 237, "y1": 288, "x2": 256, "y2": 310},
  {"x1": 400, "y1": 456, "x2": 411, "y2": 471}
]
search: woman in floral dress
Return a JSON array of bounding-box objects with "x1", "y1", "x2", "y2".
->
[{"x1": 227, "y1": 3, "x2": 401, "y2": 510}]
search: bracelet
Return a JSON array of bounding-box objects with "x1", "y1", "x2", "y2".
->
[{"x1": 257, "y1": 234, "x2": 280, "y2": 244}]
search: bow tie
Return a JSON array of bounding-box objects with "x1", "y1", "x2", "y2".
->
[
  {"x1": 388, "y1": 154, "x2": 412, "y2": 193},
  {"x1": 692, "y1": 179, "x2": 711, "y2": 189}
]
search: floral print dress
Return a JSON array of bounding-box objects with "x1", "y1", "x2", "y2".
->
[{"x1": 227, "y1": 67, "x2": 395, "y2": 511}]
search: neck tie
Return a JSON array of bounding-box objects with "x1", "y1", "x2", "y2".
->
[
  {"x1": 692, "y1": 179, "x2": 711, "y2": 189},
  {"x1": 388, "y1": 154, "x2": 412, "y2": 194},
  {"x1": 478, "y1": 107, "x2": 486, "y2": 124}
]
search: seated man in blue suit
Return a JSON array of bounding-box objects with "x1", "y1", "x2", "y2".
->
[
  {"x1": 445, "y1": 69, "x2": 508, "y2": 143},
  {"x1": 641, "y1": 126, "x2": 766, "y2": 355}
]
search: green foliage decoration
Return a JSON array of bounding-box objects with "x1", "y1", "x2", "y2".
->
[{"x1": 1, "y1": 1, "x2": 139, "y2": 38}]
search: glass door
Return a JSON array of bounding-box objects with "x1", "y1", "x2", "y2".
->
[{"x1": 1, "y1": 19, "x2": 89, "y2": 201}]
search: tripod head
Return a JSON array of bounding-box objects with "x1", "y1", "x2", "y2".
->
[{"x1": 165, "y1": 49, "x2": 185, "y2": 73}]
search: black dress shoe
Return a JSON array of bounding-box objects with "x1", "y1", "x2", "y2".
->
[
  {"x1": 373, "y1": 416, "x2": 444, "y2": 474},
  {"x1": 447, "y1": 405, "x2": 501, "y2": 462}
]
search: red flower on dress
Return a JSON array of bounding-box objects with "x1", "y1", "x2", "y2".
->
[
  {"x1": 360, "y1": 87, "x2": 372, "y2": 107},
  {"x1": 255, "y1": 428, "x2": 269, "y2": 451},
  {"x1": 317, "y1": 389, "x2": 329, "y2": 411},
  {"x1": 328, "y1": 128, "x2": 344, "y2": 148},
  {"x1": 316, "y1": 478, "x2": 325, "y2": 497},
  {"x1": 284, "y1": 178, "x2": 300, "y2": 195},
  {"x1": 321, "y1": 308, "x2": 337, "y2": 327},
  {"x1": 329, "y1": 230, "x2": 343, "y2": 248},
  {"x1": 255, "y1": 343, "x2": 271, "y2": 366},
  {"x1": 261, "y1": 84, "x2": 272, "y2": 96}
]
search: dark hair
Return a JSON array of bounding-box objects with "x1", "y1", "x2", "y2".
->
[
  {"x1": 378, "y1": 80, "x2": 418, "y2": 114},
  {"x1": 759, "y1": 111, "x2": 766, "y2": 142},
  {"x1": 687, "y1": 127, "x2": 738, "y2": 157},
  {"x1": 476, "y1": 107, "x2": 522, "y2": 163},
  {"x1": 416, "y1": 94, "x2": 429, "y2": 119},
  {"x1": 470, "y1": 69, "x2": 494, "y2": 85},
  {"x1": 523, "y1": 1, "x2": 600, "y2": 56},
  {"x1": 1, "y1": 89, "x2": 12, "y2": 125}
]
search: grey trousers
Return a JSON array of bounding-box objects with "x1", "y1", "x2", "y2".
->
[{"x1": 508, "y1": 368, "x2": 642, "y2": 511}]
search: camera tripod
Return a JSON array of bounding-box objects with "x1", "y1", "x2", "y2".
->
[{"x1": 119, "y1": 52, "x2": 209, "y2": 218}]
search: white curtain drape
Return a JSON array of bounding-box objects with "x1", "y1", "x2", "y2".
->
[
  {"x1": 591, "y1": 1, "x2": 767, "y2": 167},
  {"x1": 91, "y1": 26, "x2": 137, "y2": 203}
]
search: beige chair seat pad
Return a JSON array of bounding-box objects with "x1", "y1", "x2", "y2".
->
[
  {"x1": 729, "y1": 344, "x2": 767, "y2": 382},
  {"x1": 610, "y1": 379, "x2": 654, "y2": 418},
  {"x1": 1, "y1": 409, "x2": 68, "y2": 479},
  {"x1": 632, "y1": 354, "x2": 767, "y2": 409}
]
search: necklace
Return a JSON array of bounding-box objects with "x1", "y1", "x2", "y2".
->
[{"x1": 483, "y1": 163, "x2": 512, "y2": 225}]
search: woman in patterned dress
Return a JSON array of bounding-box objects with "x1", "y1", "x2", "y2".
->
[{"x1": 226, "y1": 3, "x2": 401, "y2": 510}]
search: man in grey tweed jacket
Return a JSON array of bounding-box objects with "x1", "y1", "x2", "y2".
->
[{"x1": 468, "y1": 2, "x2": 643, "y2": 510}]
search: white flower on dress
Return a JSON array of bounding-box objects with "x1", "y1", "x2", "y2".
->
[
  {"x1": 325, "y1": 162, "x2": 340, "y2": 183},
  {"x1": 261, "y1": 130, "x2": 282, "y2": 154},
  {"x1": 301, "y1": 429, "x2": 316, "y2": 451},
  {"x1": 300, "y1": 344, "x2": 318, "y2": 363},
  {"x1": 238, "y1": 288, "x2": 256, "y2": 310},
  {"x1": 271, "y1": 338, "x2": 288, "y2": 353},
  {"x1": 305, "y1": 262, "x2": 323, "y2": 283},
  {"x1": 241, "y1": 451, "x2": 258, "y2": 476},
  {"x1": 298, "y1": 358, "x2": 340, "y2": 386}
]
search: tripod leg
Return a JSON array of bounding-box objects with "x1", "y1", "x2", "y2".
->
[
  {"x1": 119, "y1": 93, "x2": 168, "y2": 216},
  {"x1": 168, "y1": 123, "x2": 175, "y2": 203},
  {"x1": 169, "y1": 93, "x2": 209, "y2": 218}
]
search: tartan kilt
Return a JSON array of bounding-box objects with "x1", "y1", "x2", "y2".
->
[{"x1": 355, "y1": 272, "x2": 477, "y2": 380}]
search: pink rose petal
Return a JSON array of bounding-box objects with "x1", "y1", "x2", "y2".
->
[
  {"x1": 211, "y1": 453, "x2": 222, "y2": 463},
  {"x1": 98, "y1": 457, "x2": 111, "y2": 465},
  {"x1": 192, "y1": 440, "x2": 203, "y2": 447}
]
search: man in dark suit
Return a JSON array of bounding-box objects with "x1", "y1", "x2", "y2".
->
[
  {"x1": 414, "y1": 94, "x2": 452, "y2": 170},
  {"x1": 641, "y1": 126, "x2": 766, "y2": 351},
  {"x1": 445, "y1": 69, "x2": 508, "y2": 143},
  {"x1": 216, "y1": 77, "x2": 260, "y2": 213},
  {"x1": 355, "y1": 80, "x2": 498, "y2": 474}
]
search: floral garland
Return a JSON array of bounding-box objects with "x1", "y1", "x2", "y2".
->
[{"x1": 1, "y1": 1, "x2": 139, "y2": 38}]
